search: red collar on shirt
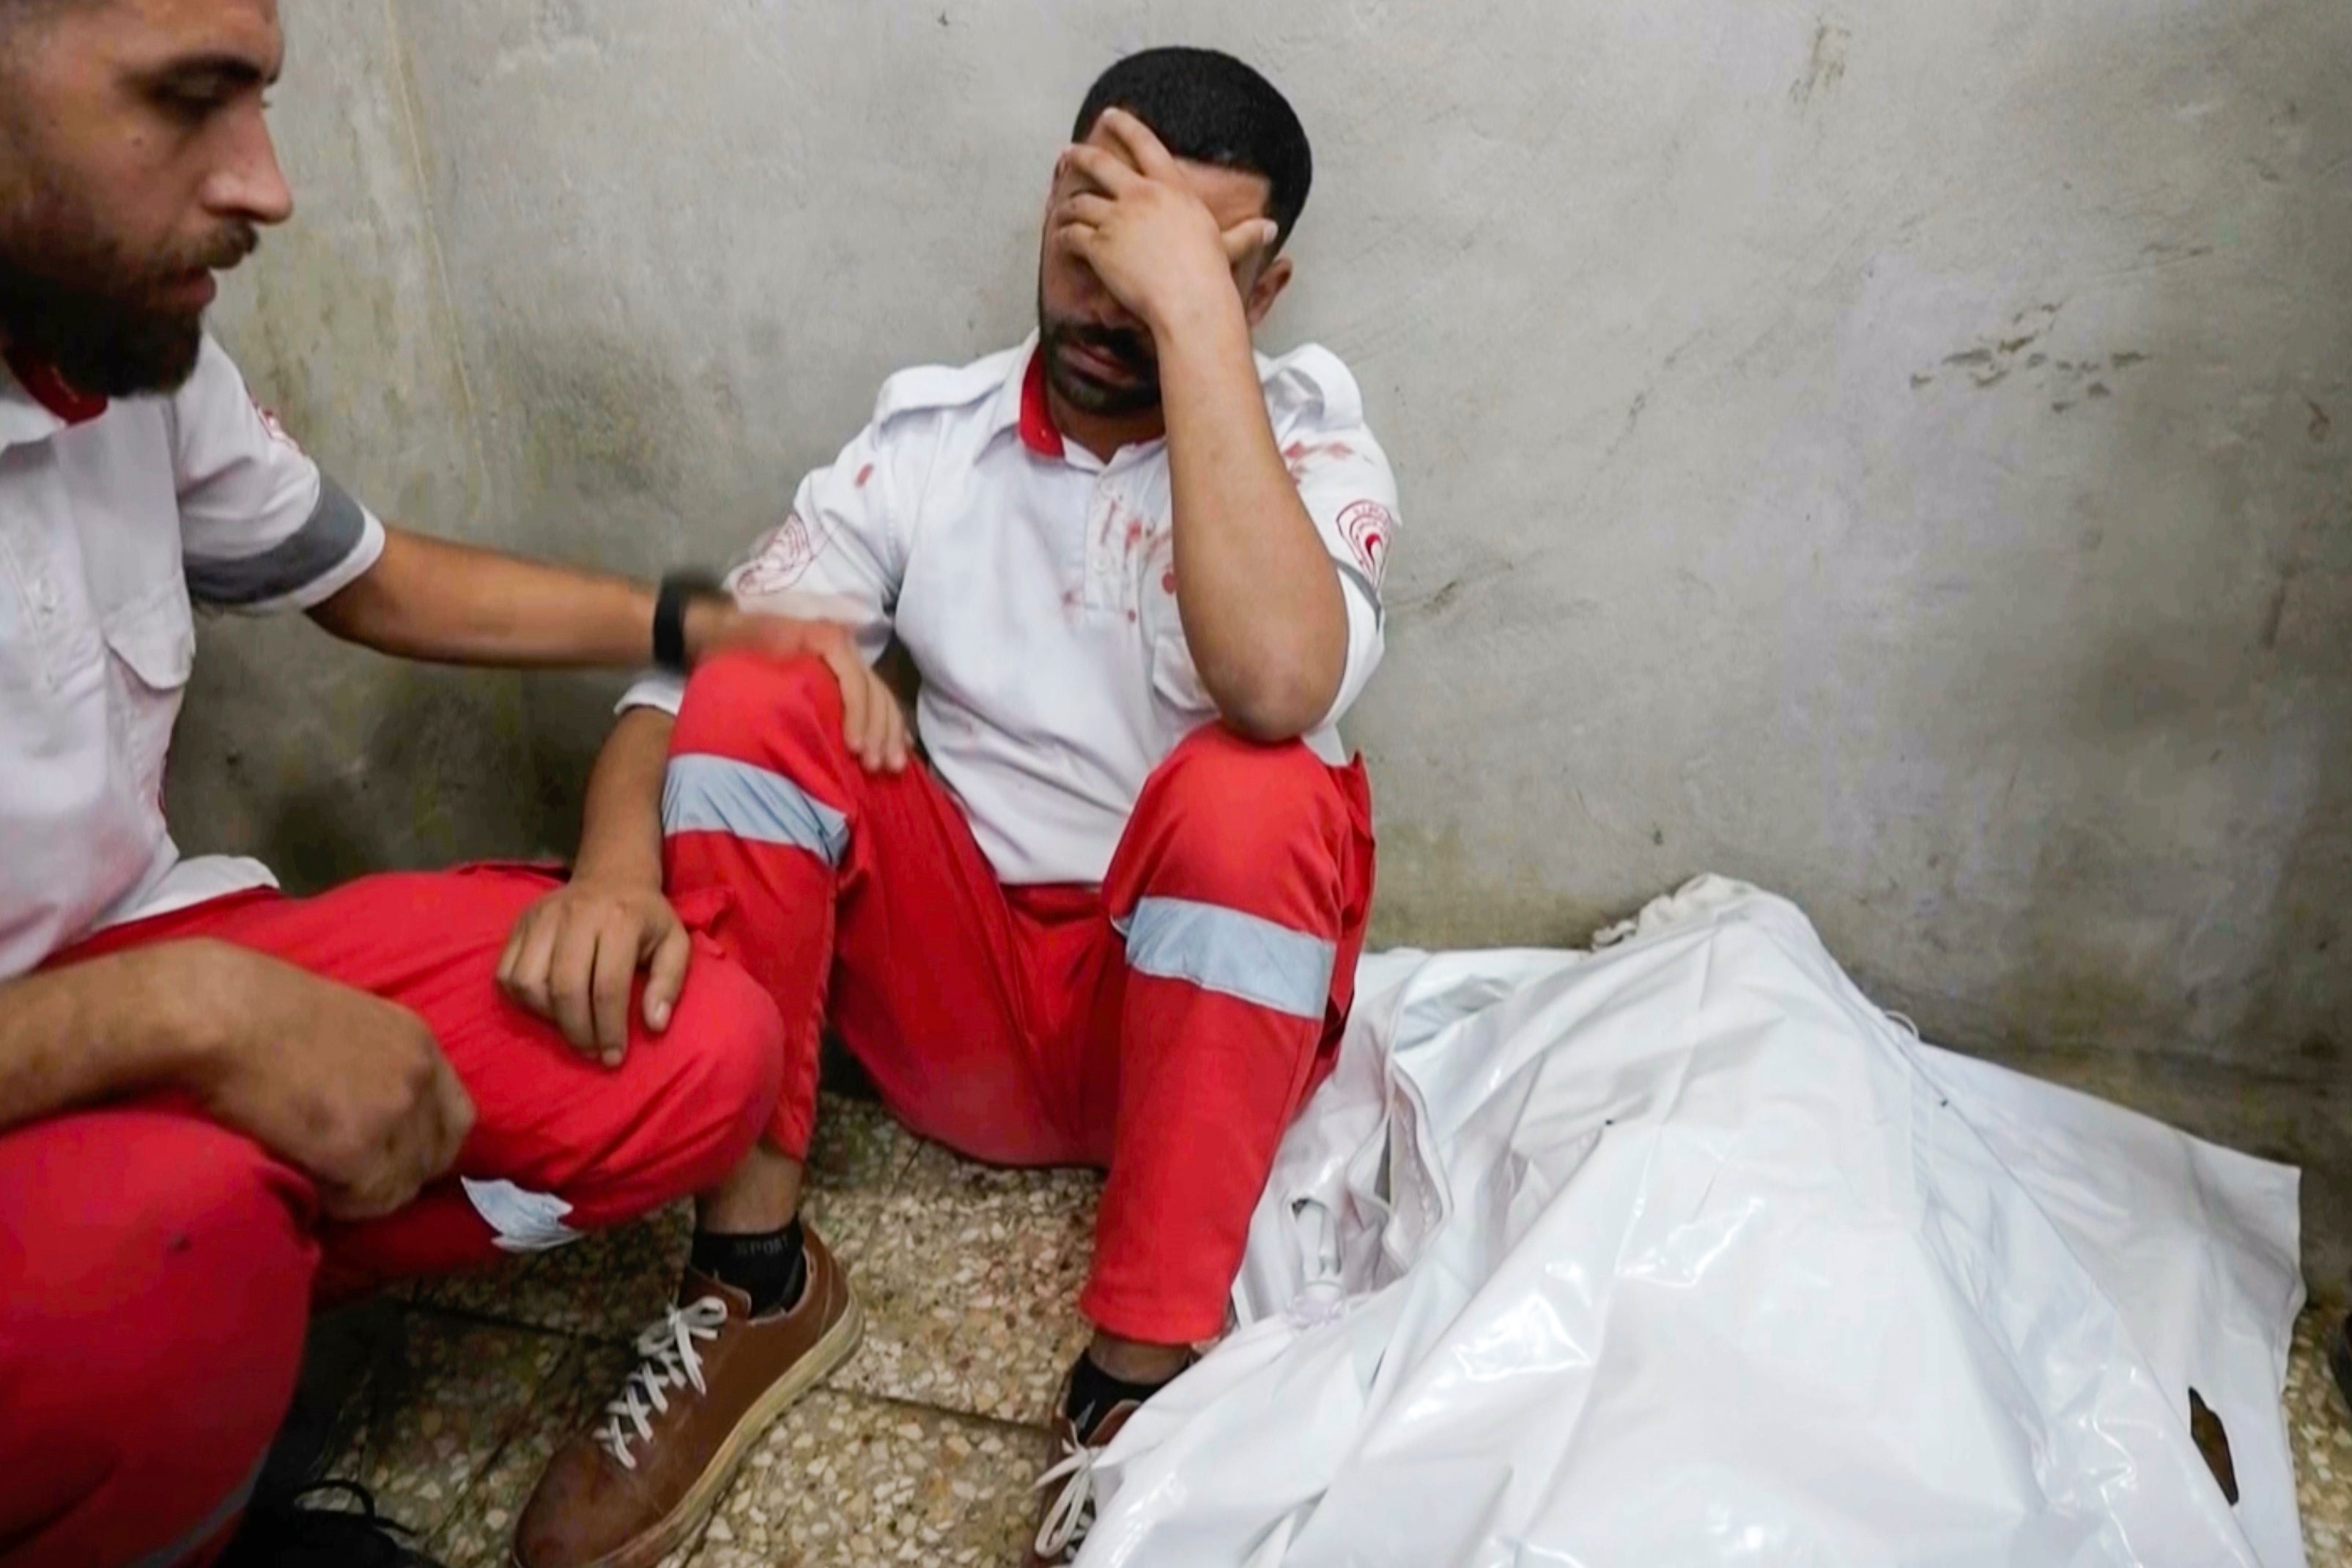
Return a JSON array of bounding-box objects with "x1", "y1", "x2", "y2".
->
[
  {"x1": 1018, "y1": 345, "x2": 1066, "y2": 459},
  {"x1": 2, "y1": 347, "x2": 108, "y2": 426}
]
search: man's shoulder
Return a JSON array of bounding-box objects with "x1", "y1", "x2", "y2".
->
[
  {"x1": 170, "y1": 335, "x2": 250, "y2": 418},
  {"x1": 166, "y1": 335, "x2": 308, "y2": 456},
  {"x1": 1259, "y1": 342, "x2": 1371, "y2": 431},
  {"x1": 870, "y1": 343, "x2": 1027, "y2": 429}
]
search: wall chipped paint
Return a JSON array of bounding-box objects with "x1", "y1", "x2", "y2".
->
[{"x1": 178, "y1": 0, "x2": 2351, "y2": 1271}]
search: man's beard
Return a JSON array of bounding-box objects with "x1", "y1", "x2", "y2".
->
[
  {"x1": 0, "y1": 191, "x2": 255, "y2": 397},
  {"x1": 1038, "y1": 293, "x2": 1161, "y2": 418}
]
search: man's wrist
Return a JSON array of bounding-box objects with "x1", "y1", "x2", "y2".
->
[
  {"x1": 132, "y1": 940, "x2": 247, "y2": 1088},
  {"x1": 678, "y1": 594, "x2": 736, "y2": 667},
  {"x1": 1140, "y1": 272, "x2": 1248, "y2": 345},
  {"x1": 571, "y1": 848, "x2": 665, "y2": 892},
  {"x1": 655, "y1": 572, "x2": 728, "y2": 671}
]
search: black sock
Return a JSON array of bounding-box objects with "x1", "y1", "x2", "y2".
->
[
  {"x1": 689, "y1": 1218, "x2": 807, "y2": 1317},
  {"x1": 1063, "y1": 1349, "x2": 1183, "y2": 1437}
]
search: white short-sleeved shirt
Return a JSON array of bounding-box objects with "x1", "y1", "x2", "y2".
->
[
  {"x1": 626, "y1": 336, "x2": 1397, "y2": 887},
  {"x1": 0, "y1": 337, "x2": 386, "y2": 978}
]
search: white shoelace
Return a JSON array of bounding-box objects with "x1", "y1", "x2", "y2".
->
[
  {"x1": 594, "y1": 1296, "x2": 731, "y2": 1471},
  {"x1": 1032, "y1": 1432, "x2": 1102, "y2": 1560}
]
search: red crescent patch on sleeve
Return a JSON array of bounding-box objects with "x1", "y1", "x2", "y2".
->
[
  {"x1": 251, "y1": 399, "x2": 301, "y2": 451},
  {"x1": 734, "y1": 511, "x2": 821, "y2": 596},
  {"x1": 1336, "y1": 500, "x2": 1393, "y2": 583}
]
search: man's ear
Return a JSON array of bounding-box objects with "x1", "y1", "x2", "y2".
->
[{"x1": 1243, "y1": 254, "x2": 1294, "y2": 330}]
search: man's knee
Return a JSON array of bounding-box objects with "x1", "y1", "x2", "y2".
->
[
  {"x1": 664, "y1": 656, "x2": 859, "y2": 876},
  {"x1": 671, "y1": 652, "x2": 846, "y2": 764},
  {"x1": 1135, "y1": 727, "x2": 1348, "y2": 890},
  {"x1": 0, "y1": 1112, "x2": 314, "y2": 1564},
  {"x1": 9, "y1": 1109, "x2": 317, "y2": 1301}
]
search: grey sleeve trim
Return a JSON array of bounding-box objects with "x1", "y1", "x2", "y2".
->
[
  {"x1": 184, "y1": 473, "x2": 371, "y2": 607},
  {"x1": 1335, "y1": 560, "x2": 1385, "y2": 632}
]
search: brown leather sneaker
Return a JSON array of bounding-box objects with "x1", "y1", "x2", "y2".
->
[
  {"x1": 1027, "y1": 1379, "x2": 1144, "y2": 1567},
  {"x1": 514, "y1": 1224, "x2": 860, "y2": 1568}
]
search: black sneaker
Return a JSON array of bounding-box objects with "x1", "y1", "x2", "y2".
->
[
  {"x1": 216, "y1": 1480, "x2": 448, "y2": 1568},
  {"x1": 259, "y1": 1300, "x2": 407, "y2": 1498}
]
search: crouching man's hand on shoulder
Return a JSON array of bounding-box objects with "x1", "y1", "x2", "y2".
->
[{"x1": 687, "y1": 602, "x2": 912, "y2": 774}]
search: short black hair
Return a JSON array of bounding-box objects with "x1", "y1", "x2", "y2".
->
[{"x1": 1073, "y1": 47, "x2": 1313, "y2": 249}]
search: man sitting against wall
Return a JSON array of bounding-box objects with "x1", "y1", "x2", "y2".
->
[
  {"x1": 0, "y1": 4, "x2": 879, "y2": 1564},
  {"x1": 500, "y1": 47, "x2": 1399, "y2": 1568}
]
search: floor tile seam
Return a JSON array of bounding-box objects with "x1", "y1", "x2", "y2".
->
[
  {"x1": 408, "y1": 1299, "x2": 630, "y2": 1346},
  {"x1": 415, "y1": 1335, "x2": 595, "y2": 1554},
  {"x1": 816, "y1": 1380, "x2": 1057, "y2": 1441}
]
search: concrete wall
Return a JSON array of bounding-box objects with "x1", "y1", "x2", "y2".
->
[
  {"x1": 182, "y1": 1, "x2": 2351, "y2": 1268},
  {"x1": 185, "y1": 0, "x2": 536, "y2": 881}
]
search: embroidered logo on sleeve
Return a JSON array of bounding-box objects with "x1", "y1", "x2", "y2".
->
[
  {"x1": 734, "y1": 511, "x2": 822, "y2": 596},
  {"x1": 1337, "y1": 500, "x2": 1394, "y2": 583}
]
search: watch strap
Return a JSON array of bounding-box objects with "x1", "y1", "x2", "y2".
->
[{"x1": 654, "y1": 571, "x2": 723, "y2": 672}]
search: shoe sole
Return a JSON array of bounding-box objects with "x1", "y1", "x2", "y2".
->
[{"x1": 517, "y1": 1290, "x2": 867, "y2": 1568}]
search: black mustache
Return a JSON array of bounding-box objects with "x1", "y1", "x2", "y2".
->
[
  {"x1": 166, "y1": 223, "x2": 259, "y2": 281},
  {"x1": 1058, "y1": 325, "x2": 1153, "y2": 369},
  {"x1": 196, "y1": 223, "x2": 260, "y2": 270}
]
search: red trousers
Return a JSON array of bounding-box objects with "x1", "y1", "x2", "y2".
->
[
  {"x1": 0, "y1": 868, "x2": 783, "y2": 1568},
  {"x1": 663, "y1": 655, "x2": 1377, "y2": 1345}
]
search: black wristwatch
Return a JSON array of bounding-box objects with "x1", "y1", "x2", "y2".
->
[{"x1": 653, "y1": 570, "x2": 725, "y2": 673}]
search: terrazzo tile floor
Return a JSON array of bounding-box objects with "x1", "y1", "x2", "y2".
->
[{"x1": 331, "y1": 1093, "x2": 2352, "y2": 1567}]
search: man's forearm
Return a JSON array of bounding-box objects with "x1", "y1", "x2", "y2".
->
[
  {"x1": 574, "y1": 707, "x2": 678, "y2": 888},
  {"x1": 310, "y1": 527, "x2": 662, "y2": 668},
  {"x1": 0, "y1": 944, "x2": 221, "y2": 1135},
  {"x1": 1155, "y1": 293, "x2": 1348, "y2": 740}
]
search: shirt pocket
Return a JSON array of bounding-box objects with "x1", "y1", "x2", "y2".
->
[
  {"x1": 0, "y1": 481, "x2": 103, "y2": 697},
  {"x1": 0, "y1": 539, "x2": 35, "y2": 698},
  {"x1": 97, "y1": 576, "x2": 196, "y2": 793},
  {"x1": 1083, "y1": 469, "x2": 1174, "y2": 618},
  {"x1": 1146, "y1": 583, "x2": 1213, "y2": 720}
]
